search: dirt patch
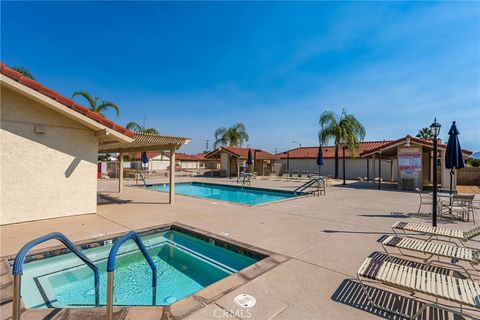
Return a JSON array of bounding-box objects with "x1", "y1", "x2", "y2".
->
[{"x1": 457, "y1": 185, "x2": 480, "y2": 194}]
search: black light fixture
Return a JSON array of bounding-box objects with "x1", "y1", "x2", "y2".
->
[
  {"x1": 430, "y1": 118, "x2": 441, "y2": 227},
  {"x1": 342, "y1": 145, "x2": 347, "y2": 185}
]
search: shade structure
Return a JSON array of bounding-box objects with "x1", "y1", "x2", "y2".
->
[
  {"x1": 445, "y1": 121, "x2": 464, "y2": 194},
  {"x1": 247, "y1": 148, "x2": 253, "y2": 165}
]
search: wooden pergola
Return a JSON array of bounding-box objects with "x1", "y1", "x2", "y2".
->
[{"x1": 98, "y1": 133, "x2": 190, "y2": 203}]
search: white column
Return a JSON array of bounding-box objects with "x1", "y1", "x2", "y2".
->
[
  {"x1": 169, "y1": 147, "x2": 175, "y2": 204},
  {"x1": 118, "y1": 152, "x2": 124, "y2": 193}
]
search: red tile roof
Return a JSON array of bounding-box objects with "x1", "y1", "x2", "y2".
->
[
  {"x1": 175, "y1": 153, "x2": 201, "y2": 161},
  {"x1": 277, "y1": 141, "x2": 393, "y2": 159},
  {"x1": 0, "y1": 63, "x2": 134, "y2": 138},
  {"x1": 131, "y1": 151, "x2": 163, "y2": 160},
  {"x1": 205, "y1": 146, "x2": 277, "y2": 160},
  {"x1": 360, "y1": 135, "x2": 472, "y2": 156}
]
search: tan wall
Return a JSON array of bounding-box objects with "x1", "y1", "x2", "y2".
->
[{"x1": 1, "y1": 86, "x2": 98, "y2": 225}]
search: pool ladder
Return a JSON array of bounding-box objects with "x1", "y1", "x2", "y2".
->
[
  {"x1": 11, "y1": 232, "x2": 100, "y2": 320},
  {"x1": 11, "y1": 231, "x2": 158, "y2": 320}
]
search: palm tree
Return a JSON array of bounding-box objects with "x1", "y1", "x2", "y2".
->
[
  {"x1": 318, "y1": 109, "x2": 366, "y2": 179},
  {"x1": 416, "y1": 127, "x2": 434, "y2": 139},
  {"x1": 71, "y1": 91, "x2": 119, "y2": 117},
  {"x1": 214, "y1": 123, "x2": 249, "y2": 148},
  {"x1": 125, "y1": 121, "x2": 159, "y2": 134},
  {"x1": 12, "y1": 66, "x2": 34, "y2": 80}
]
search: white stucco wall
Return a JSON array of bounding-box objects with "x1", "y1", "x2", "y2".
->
[
  {"x1": 279, "y1": 158, "x2": 393, "y2": 180},
  {"x1": 1, "y1": 86, "x2": 98, "y2": 225}
]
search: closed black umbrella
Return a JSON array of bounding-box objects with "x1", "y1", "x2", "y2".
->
[
  {"x1": 316, "y1": 145, "x2": 324, "y2": 174},
  {"x1": 445, "y1": 121, "x2": 464, "y2": 195}
]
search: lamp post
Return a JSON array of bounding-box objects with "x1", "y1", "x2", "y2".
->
[
  {"x1": 342, "y1": 145, "x2": 347, "y2": 185},
  {"x1": 292, "y1": 141, "x2": 302, "y2": 148},
  {"x1": 430, "y1": 118, "x2": 441, "y2": 227}
]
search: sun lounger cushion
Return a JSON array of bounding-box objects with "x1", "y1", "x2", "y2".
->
[
  {"x1": 358, "y1": 258, "x2": 480, "y2": 308},
  {"x1": 381, "y1": 235, "x2": 479, "y2": 263}
]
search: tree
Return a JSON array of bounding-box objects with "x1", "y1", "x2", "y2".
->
[
  {"x1": 416, "y1": 127, "x2": 434, "y2": 139},
  {"x1": 214, "y1": 123, "x2": 249, "y2": 148},
  {"x1": 318, "y1": 109, "x2": 366, "y2": 179},
  {"x1": 72, "y1": 91, "x2": 119, "y2": 117},
  {"x1": 12, "y1": 66, "x2": 34, "y2": 80},
  {"x1": 125, "y1": 122, "x2": 159, "y2": 134}
]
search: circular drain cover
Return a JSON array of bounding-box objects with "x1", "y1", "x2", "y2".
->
[
  {"x1": 164, "y1": 296, "x2": 178, "y2": 304},
  {"x1": 234, "y1": 294, "x2": 256, "y2": 308}
]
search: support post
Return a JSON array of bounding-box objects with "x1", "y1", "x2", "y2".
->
[
  {"x1": 366, "y1": 157, "x2": 369, "y2": 181},
  {"x1": 118, "y1": 152, "x2": 124, "y2": 193},
  {"x1": 378, "y1": 151, "x2": 382, "y2": 190},
  {"x1": 390, "y1": 159, "x2": 394, "y2": 182},
  {"x1": 169, "y1": 147, "x2": 175, "y2": 204},
  {"x1": 432, "y1": 138, "x2": 438, "y2": 227},
  {"x1": 342, "y1": 146, "x2": 346, "y2": 185}
]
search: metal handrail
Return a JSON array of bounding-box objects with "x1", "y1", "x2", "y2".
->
[
  {"x1": 11, "y1": 232, "x2": 99, "y2": 320},
  {"x1": 293, "y1": 177, "x2": 325, "y2": 194},
  {"x1": 137, "y1": 170, "x2": 148, "y2": 187},
  {"x1": 106, "y1": 231, "x2": 157, "y2": 320}
]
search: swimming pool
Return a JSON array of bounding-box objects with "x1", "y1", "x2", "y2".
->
[
  {"x1": 18, "y1": 227, "x2": 260, "y2": 308},
  {"x1": 146, "y1": 182, "x2": 299, "y2": 205}
]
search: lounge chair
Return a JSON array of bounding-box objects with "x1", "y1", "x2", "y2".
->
[
  {"x1": 380, "y1": 235, "x2": 480, "y2": 275},
  {"x1": 415, "y1": 188, "x2": 433, "y2": 214},
  {"x1": 293, "y1": 170, "x2": 300, "y2": 178},
  {"x1": 302, "y1": 170, "x2": 309, "y2": 178},
  {"x1": 392, "y1": 221, "x2": 480, "y2": 246},
  {"x1": 357, "y1": 257, "x2": 480, "y2": 319}
]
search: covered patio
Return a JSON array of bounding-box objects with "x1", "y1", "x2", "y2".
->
[
  {"x1": 360, "y1": 135, "x2": 472, "y2": 191},
  {"x1": 98, "y1": 132, "x2": 190, "y2": 203}
]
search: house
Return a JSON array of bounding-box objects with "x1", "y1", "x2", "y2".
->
[
  {"x1": 204, "y1": 146, "x2": 277, "y2": 177},
  {"x1": 130, "y1": 151, "x2": 201, "y2": 170},
  {"x1": 277, "y1": 141, "x2": 393, "y2": 180},
  {"x1": 1, "y1": 63, "x2": 189, "y2": 225}
]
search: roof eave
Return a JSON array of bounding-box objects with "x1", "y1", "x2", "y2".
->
[{"x1": 1, "y1": 75, "x2": 133, "y2": 144}]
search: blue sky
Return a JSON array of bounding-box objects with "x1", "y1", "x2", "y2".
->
[{"x1": 2, "y1": 1, "x2": 479, "y2": 154}]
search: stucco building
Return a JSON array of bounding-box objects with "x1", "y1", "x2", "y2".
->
[{"x1": 1, "y1": 64, "x2": 134, "y2": 225}]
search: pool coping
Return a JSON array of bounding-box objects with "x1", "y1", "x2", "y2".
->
[
  {"x1": 138, "y1": 181, "x2": 310, "y2": 207},
  {"x1": 0, "y1": 222, "x2": 289, "y2": 320}
]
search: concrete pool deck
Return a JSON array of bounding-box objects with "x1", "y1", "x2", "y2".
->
[{"x1": 1, "y1": 177, "x2": 479, "y2": 319}]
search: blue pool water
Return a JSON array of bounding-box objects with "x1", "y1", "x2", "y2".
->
[
  {"x1": 147, "y1": 182, "x2": 298, "y2": 205},
  {"x1": 19, "y1": 230, "x2": 259, "y2": 308}
]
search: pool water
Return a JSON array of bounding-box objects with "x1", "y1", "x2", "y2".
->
[
  {"x1": 19, "y1": 230, "x2": 258, "y2": 308},
  {"x1": 147, "y1": 182, "x2": 298, "y2": 205}
]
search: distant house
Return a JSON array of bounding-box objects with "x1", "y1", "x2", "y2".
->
[
  {"x1": 132, "y1": 151, "x2": 201, "y2": 170},
  {"x1": 204, "y1": 146, "x2": 277, "y2": 177},
  {"x1": 277, "y1": 141, "x2": 393, "y2": 180}
]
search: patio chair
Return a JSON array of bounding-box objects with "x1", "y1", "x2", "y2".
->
[
  {"x1": 439, "y1": 196, "x2": 470, "y2": 222},
  {"x1": 380, "y1": 235, "x2": 480, "y2": 275},
  {"x1": 392, "y1": 221, "x2": 480, "y2": 246},
  {"x1": 302, "y1": 170, "x2": 309, "y2": 178},
  {"x1": 294, "y1": 170, "x2": 300, "y2": 178},
  {"x1": 357, "y1": 257, "x2": 480, "y2": 319},
  {"x1": 415, "y1": 188, "x2": 433, "y2": 214}
]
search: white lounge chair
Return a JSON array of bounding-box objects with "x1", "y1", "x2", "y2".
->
[
  {"x1": 380, "y1": 235, "x2": 480, "y2": 276},
  {"x1": 392, "y1": 222, "x2": 480, "y2": 246},
  {"x1": 357, "y1": 257, "x2": 480, "y2": 319}
]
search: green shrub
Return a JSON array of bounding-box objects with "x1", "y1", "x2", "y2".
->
[{"x1": 466, "y1": 158, "x2": 480, "y2": 167}]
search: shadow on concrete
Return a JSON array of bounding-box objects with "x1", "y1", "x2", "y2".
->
[
  {"x1": 332, "y1": 181, "x2": 404, "y2": 192},
  {"x1": 359, "y1": 212, "x2": 411, "y2": 219},
  {"x1": 97, "y1": 193, "x2": 169, "y2": 205},
  {"x1": 331, "y1": 278, "x2": 464, "y2": 320},
  {"x1": 323, "y1": 230, "x2": 395, "y2": 236}
]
